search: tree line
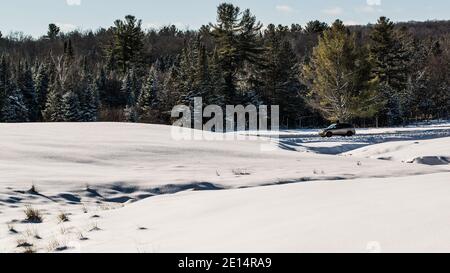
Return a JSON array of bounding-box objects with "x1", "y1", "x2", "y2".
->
[{"x1": 0, "y1": 3, "x2": 449, "y2": 128}]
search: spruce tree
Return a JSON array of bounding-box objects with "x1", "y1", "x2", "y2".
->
[
  {"x1": 159, "y1": 65, "x2": 183, "y2": 123},
  {"x1": 259, "y1": 24, "x2": 304, "y2": 127},
  {"x1": 42, "y1": 82, "x2": 64, "y2": 122},
  {"x1": 79, "y1": 67, "x2": 99, "y2": 122},
  {"x1": 208, "y1": 49, "x2": 226, "y2": 106},
  {"x1": 1, "y1": 87, "x2": 29, "y2": 122},
  {"x1": 34, "y1": 63, "x2": 50, "y2": 121},
  {"x1": 121, "y1": 70, "x2": 138, "y2": 122},
  {"x1": 83, "y1": 83, "x2": 99, "y2": 122},
  {"x1": 137, "y1": 67, "x2": 160, "y2": 123},
  {"x1": 61, "y1": 91, "x2": 80, "y2": 122},
  {"x1": 0, "y1": 55, "x2": 10, "y2": 121},
  {"x1": 369, "y1": 17, "x2": 412, "y2": 125},
  {"x1": 17, "y1": 63, "x2": 38, "y2": 121}
]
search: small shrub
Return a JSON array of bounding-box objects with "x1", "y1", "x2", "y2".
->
[
  {"x1": 16, "y1": 238, "x2": 33, "y2": 248},
  {"x1": 24, "y1": 206, "x2": 43, "y2": 223},
  {"x1": 58, "y1": 212, "x2": 70, "y2": 223}
]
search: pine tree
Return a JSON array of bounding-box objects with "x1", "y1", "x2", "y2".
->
[
  {"x1": 79, "y1": 66, "x2": 99, "y2": 122},
  {"x1": 208, "y1": 49, "x2": 226, "y2": 106},
  {"x1": 259, "y1": 24, "x2": 305, "y2": 127},
  {"x1": 34, "y1": 63, "x2": 50, "y2": 121},
  {"x1": 1, "y1": 87, "x2": 29, "y2": 122},
  {"x1": 47, "y1": 24, "x2": 60, "y2": 39},
  {"x1": 304, "y1": 21, "x2": 329, "y2": 34},
  {"x1": 159, "y1": 65, "x2": 183, "y2": 123},
  {"x1": 42, "y1": 82, "x2": 64, "y2": 122},
  {"x1": 137, "y1": 67, "x2": 159, "y2": 122},
  {"x1": 210, "y1": 3, "x2": 263, "y2": 103},
  {"x1": 17, "y1": 63, "x2": 38, "y2": 121},
  {"x1": 61, "y1": 91, "x2": 80, "y2": 122},
  {"x1": 178, "y1": 39, "x2": 214, "y2": 107},
  {"x1": 302, "y1": 20, "x2": 381, "y2": 122},
  {"x1": 369, "y1": 17, "x2": 412, "y2": 125},
  {"x1": 107, "y1": 15, "x2": 145, "y2": 73},
  {"x1": 121, "y1": 70, "x2": 138, "y2": 122},
  {"x1": 0, "y1": 55, "x2": 11, "y2": 121},
  {"x1": 82, "y1": 83, "x2": 99, "y2": 122}
]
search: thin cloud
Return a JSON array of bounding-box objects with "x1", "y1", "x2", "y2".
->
[
  {"x1": 367, "y1": 0, "x2": 381, "y2": 6},
  {"x1": 66, "y1": 0, "x2": 81, "y2": 6},
  {"x1": 356, "y1": 0, "x2": 383, "y2": 13},
  {"x1": 56, "y1": 23, "x2": 78, "y2": 33},
  {"x1": 275, "y1": 5, "x2": 294, "y2": 13}
]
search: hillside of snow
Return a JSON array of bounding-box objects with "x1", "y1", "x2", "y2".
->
[
  {"x1": 345, "y1": 137, "x2": 450, "y2": 165},
  {"x1": 0, "y1": 122, "x2": 449, "y2": 253}
]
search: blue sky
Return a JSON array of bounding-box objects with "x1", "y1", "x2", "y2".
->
[{"x1": 1, "y1": 0, "x2": 449, "y2": 37}]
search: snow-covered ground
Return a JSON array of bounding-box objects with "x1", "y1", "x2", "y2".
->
[{"x1": 0, "y1": 122, "x2": 449, "y2": 253}]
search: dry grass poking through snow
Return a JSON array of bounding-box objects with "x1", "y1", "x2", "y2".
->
[
  {"x1": 24, "y1": 206, "x2": 43, "y2": 223},
  {"x1": 57, "y1": 212, "x2": 70, "y2": 223}
]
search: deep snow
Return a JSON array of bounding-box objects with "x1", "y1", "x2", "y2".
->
[{"x1": 0, "y1": 122, "x2": 449, "y2": 253}]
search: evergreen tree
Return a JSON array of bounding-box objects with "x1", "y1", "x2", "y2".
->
[
  {"x1": 107, "y1": 15, "x2": 145, "y2": 73},
  {"x1": 303, "y1": 20, "x2": 380, "y2": 122},
  {"x1": 79, "y1": 65, "x2": 99, "y2": 122},
  {"x1": 210, "y1": 3, "x2": 263, "y2": 103},
  {"x1": 34, "y1": 63, "x2": 50, "y2": 121},
  {"x1": 42, "y1": 82, "x2": 64, "y2": 122},
  {"x1": 82, "y1": 83, "x2": 99, "y2": 122},
  {"x1": 121, "y1": 70, "x2": 138, "y2": 122},
  {"x1": 61, "y1": 91, "x2": 80, "y2": 122},
  {"x1": 17, "y1": 63, "x2": 38, "y2": 121},
  {"x1": 259, "y1": 24, "x2": 305, "y2": 127},
  {"x1": 159, "y1": 64, "x2": 183, "y2": 123},
  {"x1": 369, "y1": 17, "x2": 412, "y2": 125},
  {"x1": 1, "y1": 87, "x2": 29, "y2": 122},
  {"x1": 47, "y1": 24, "x2": 60, "y2": 39},
  {"x1": 208, "y1": 49, "x2": 226, "y2": 106},
  {"x1": 0, "y1": 55, "x2": 11, "y2": 121},
  {"x1": 304, "y1": 21, "x2": 329, "y2": 34},
  {"x1": 137, "y1": 67, "x2": 159, "y2": 122}
]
